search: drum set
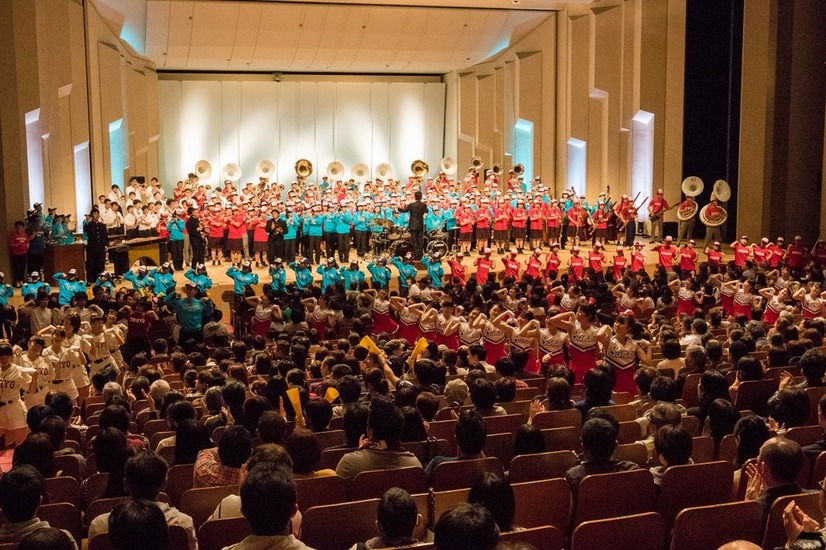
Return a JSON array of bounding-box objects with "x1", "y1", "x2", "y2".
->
[{"x1": 369, "y1": 218, "x2": 449, "y2": 259}]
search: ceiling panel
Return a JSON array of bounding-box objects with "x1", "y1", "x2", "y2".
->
[{"x1": 145, "y1": 0, "x2": 554, "y2": 74}]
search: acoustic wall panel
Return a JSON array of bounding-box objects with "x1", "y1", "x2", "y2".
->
[
  {"x1": 389, "y1": 83, "x2": 426, "y2": 181},
  {"x1": 316, "y1": 83, "x2": 337, "y2": 176},
  {"x1": 276, "y1": 82, "x2": 298, "y2": 184},
  {"x1": 297, "y1": 81, "x2": 318, "y2": 173},
  {"x1": 220, "y1": 81, "x2": 241, "y2": 175},
  {"x1": 158, "y1": 80, "x2": 181, "y2": 187},
  {"x1": 180, "y1": 81, "x2": 221, "y2": 185},
  {"x1": 335, "y1": 82, "x2": 373, "y2": 175},
  {"x1": 371, "y1": 82, "x2": 391, "y2": 176},
  {"x1": 424, "y1": 83, "x2": 446, "y2": 174}
]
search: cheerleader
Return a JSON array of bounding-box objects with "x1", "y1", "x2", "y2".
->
[
  {"x1": 481, "y1": 306, "x2": 509, "y2": 365},
  {"x1": 434, "y1": 301, "x2": 462, "y2": 350},
  {"x1": 302, "y1": 295, "x2": 336, "y2": 341},
  {"x1": 246, "y1": 293, "x2": 282, "y2": 338},
  {"x1": 550, "y1": 305, "x2": 599, "y2": 383},
  {"x1": 558, "y1": 285, "x2": 584, "y2": 314},
  {"x1": 759, "y1": 287, "x2": 790, "y2": 326},
  {"x1": 668, "y1": 278, "x2": 703, "y2": 317},
  {"x1": 713, "y1": 273, "x2": 737, "y2": 318},
  {"x1": 539, "y1": 314, "x2": 569, "y2": 373},
  {"x1": 364, "y1": 289, "x2": 399, "y2": 335},
  {"x1": 457, "y1": 309, "x2": 485, "y2": 348},
  {"x1": 612, "y1": 283, "x2": 642, "y2": 314},
  {"x1": 390, "y1": 296, "x2": 426, "y2": 346},
  {"x1": 724, "y1": 278, "x2": 758, "y2": 319},
  {"x1": 417, "y1": 305, "x2": 438, "y2": 343},
  {"x1": 0, "y1": 343, "x2": 36, "y2": 447},
  {"x1": 794, "y1": 281, "x2": 826, "y2": 320},
  {"x1": 494, "y1": 309, "x2": 541, "y2": 374},
  {"x1": 597, "y1": 312, "x2": 652, "y2": 395}
]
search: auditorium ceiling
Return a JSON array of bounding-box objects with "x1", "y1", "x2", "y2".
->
[{"x1": 143, "y1": 0, "x2": 593, "y2": 74}]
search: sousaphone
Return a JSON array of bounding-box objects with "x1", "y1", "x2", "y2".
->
[
  {"x1": 221, "y1": 163, "x2": 242, "y2": 182},
  {"x1": 411, "y1": 159, "x2": 429, "y2": 177},
  {"x1": 255, "y1": 160, "x2": 276, "y2": 179},
  {"x1": 194, "y1": 160, "x2": 212, "y2": 180},
  {"x1": 470, "y1": 156, "x2": 483, "y2": 170},
  {"x1": 295, "y1": 159, "x2": 313, "y2": 178},
  {"x1": 713, "y1": 179, "x2": 731, "y2": 202},
  {"x1": 699, "y1": 204, "x2": 728, "y2": 227},
  {"x1": 491, "y1": 163, "x2": 503, "y2": 176},
  {"x1": 440, "y1": 156, "x2": 457, "y2": 175},
  {"x1": 327, "y1": 161, "x2": 345, "y2": 179},
  {"x1": 351, "y1": 163, "x2": 370, "y2": 181},
  {"x1": 678, "y1": 176, "x2": 703, "y2": 221},
  {"x1": 513, "y1": 164, "x2": 525, "y2": 176},
  {"x1": 375, "y1": 163, "x2": 393, "y2": 180}
]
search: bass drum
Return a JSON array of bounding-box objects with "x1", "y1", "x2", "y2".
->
[
  {"x1": 389, "y1": 239, "x2": 412, "y2": 258},
  {"x1": 426, "y1": 239, "x2": 448, "y2": 257}
]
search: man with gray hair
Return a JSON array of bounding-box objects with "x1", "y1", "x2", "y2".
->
[
  {"x1": 676, "y1": 344, "x2": 707, "y2": 396},
  {"x1": 102, "y1": 382, "x2": 123, "y2": 403}
]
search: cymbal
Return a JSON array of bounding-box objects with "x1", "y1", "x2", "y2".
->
[{"x1": 372, "y1": 218, "x2": 394, "y2": 229}]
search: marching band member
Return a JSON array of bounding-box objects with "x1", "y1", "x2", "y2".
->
[
  {"x1": 702, "y1": 196, "x2": 725, "y2": 248},
  {"x1": 502, "y1": 249, "x2": 522, "y2": 281},
  {"x1": 317, "y1": 258, "x2": 342, "y2": 292},
  {"x1": 226, "y1": 204, "x2": 247, "y2": 267},
  {"x1": 547, "y1": 199, "x2": 563, "y2": 246},
  {"x1": 207, "y1": 205, "x2": 226, "y2": 266},
  {"x1": 615, "y1": 195, "x2": 637, "y2": 248},
  {"x1": 149, "y1": 262, "x2": 176, "y2": 296},
  {"x1": 587, "y1": 243, "x2": 606, "y2": 280},
  {"x1": 675, "y1": 195, "x2": 698, "y2": 245},
  {"x1": 492, "y1": 200, "x2": 510, "y2": 255},
  {"x1": 704, "y1": 241, "x2": 724, "y2": 269},
  {"x1": 785, "y1": 235, "x2": 807, "y2": 276},
  {"x1": 457, "y1": 203, "x2": 474, "y2": 255},
  {"x1": 420, "y1": 253, "x2": 445, "y2": 289},
  {"x1": 340, "y1": 260, "x2": 365, "y2": 291},
  {"x1": 226, "y1": 261, "x2": 259, "y2": 296},
  {"x1": 566, "y1": 199, "x2": 587, "y2": 248},
  {"x1": 366, "y1": 257, "x2": 391, "y2": 290},
  {"x1": 335, "y1": 202, "x2": 353, "y2": 263},
  {"x1": 289, "y1": 258, "x2": 314, "y2": 291},
  {"x1": 730, "y1": 236, "x2": 752, "y2": 270},
  {"x1": 474, "y1": 248, "x2": 496, "y2": 286},
  {"x1": 391, "y1": 252, "x2": 418, "y2": 297},
  {"x1": 352, "y1": 202, "x2": 370, "y2": 258},
  {"x1": 447, "y1": 252, "x2": 467, "y2": 285},
  {"x1": 590, "y1": 202, "x2": 610, "y2": 246},
  {"x1": 568, "y1": 246, "x2": 584, "y2": 282},
  {"x1": 510, "y1": 199, "x2": 528, "y2": 253},
  {"x1": 751, "y1": 237, "x2": 771, "y2": 268},
  {"x1": 475, "y1": 198, "x2": 493, "y2": 251},
  {"x1": 0, "y1": 274, "x2": 14, "y2": 340},
  {"x1": 53, "y1": 269, "x2": 87, "y2": 306},
  {"x1": 767, "y1": 237, "x2": 785, "y2": 268},
  {"x1": 268, "y1": 258, "x2": 287, "y2": 294},
  {"x1": 630, "y1": 242, "x2": 647, "y2": 273},
  {"x1": 608, "y1": 246, "x2": 628, "y2": 282},
  {"x1": 651, "y1": 236, "x2": 677, "y2": 271},
  {"x1": 544, "y1": 243, "x2": 562, "y2": 281},
  {"x1": 675, "y1": 240, "x2": 698, "y2": 279},
  {"x1": 527, "y1": 198, "x2": 544, "y2": 251},
  {"x1": 525, "y1": 248, "x2": 543, "y2": 280},
  {"x1": 647, "y1": 189, "x2": 669, "y2": 242}
]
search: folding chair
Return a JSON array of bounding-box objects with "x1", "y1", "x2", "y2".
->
[
  {"x1": 690, "y1": 436, "x2": 715, "y2": 464},
  {"x1": 197, "y1": 517, "x2": 252, "y2": 550},
  {"x1": 670, "y1": 501, "x2": 763, "y2": 550},
  {"x1": 573, "y1": 468, "x2": 655, "y2": 527},
  {"x1": 350, "y1": 467, "x2": 427, "y2": 501},
  {"x1": 595, "y1": 404, "x2": 636, "y2": 422},
  {"x1": 499, "y1": 526, "x2": 564, "y2": 550},
  {"x1": 166, "y1": 463, "x2": 195, "y2": 508},
  {"x1": 734, "y1": 379, "x2": 779, "y2": 416},
  {"x1": 508, "y1": 450, "x2": 578, "y2": 483},
  {"x1": 617, "y1": 421, "x2": 642, "y2": 444},
  {"x1": 482, "y1": 432, "x2": 514, "y2": 466},
  {"x1": 54, "y1": 454, "x2": 83, "y2": 481},
  {"x1": 541, "y1": 426, "x2": 581, "y2": 452},
  {"x1": 483, "y1": 414, "x2": 526, "y2": 434},
  {"x1": 180, "y1": 484, "x2": 239, "y2": 530},
  {"x1": 320, "y1": 446, "x2": 356, "y2": 471},
  {"x1": 295, "y1": 475, "x2": 348, "y2": 510},
  {"x1": 314, "y1": 429, "x2": 346, "y2": 451},
  {"x1": 571, "y1": 512, "x2": 667, "y2": 550},
  {"x1": 532, "y1": 409, "x2": 583, "y2": 430},
  {"x1": 45, "y1": 476, "x2": 81, "y2": 509},
  {"x1": 431, "y1": 457, "x2": 504, "y2": 491},
  {"x1": 762, "y1": 492, "x2": 821, "y2": 550},
  {"x1": 302, "y1": 498, "x2": 381, "y2": 550},
  {"x1": 655, "y1": 461, "x2": 733, "y2": 530}
]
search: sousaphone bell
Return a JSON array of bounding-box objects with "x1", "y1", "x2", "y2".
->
[
  {"x1": 678, "y1": 176, "x2": 703, "y2": 221},
  {"x1": 440, "y1": 156, "x2": 457, "y2": 175},
  {"x1": 351, "y1": 163, "x2": 370, "y2": 181},
  {"x1": 327, "y1": 161, "x2": 345, "y2": 179},
  {"x1": 375, "y1": 163, "x2": 393, "y2": 180},
  {"x1": 699, "y1": 204, "x2": 728, "y2": 227},
  {"x1": 411, "y1": 159, "x2": 429, "y2": 177},
  {"x1": 295, "y1": 159, "x2": 313, "y2": 178},
  {"x1": 221, "y1": 163, "x2": 242, "y2": 182},
  {"x1": 470, "y1": 156, "x2": 483, "y2": 170},
  {"x1": 713, "y1": 179, "x2": 731, "y2": 202},
  {"x1": 513, "y1": 164, "x2": 525, "y2": 176},
  {"x1": 255, "y1": 160, "x2": 276, "y2": 179},
  {"x1": 194, "y1": 160, "x2": 212, "y2": 180}
]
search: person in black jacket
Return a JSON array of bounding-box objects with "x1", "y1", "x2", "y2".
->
[
  {"x1": 186, "y1": 208, "x2": 204, "y2": 268},
  {"x1": 85, "y1": 209, "x2": 108, "y2": 280},
  {"x1": 398, "y1": 191, "x2": 428, "y2": 259}
]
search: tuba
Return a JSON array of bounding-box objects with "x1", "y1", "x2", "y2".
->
[
  {"x1": 295, "y1": 159, "x2": 313, "y2": 178},
  {"x1": 678, "y1": 177, "x2": 702, "y2": 221},
  {"x1": 411, "y1": 159, "x2": 429, "y2": 177},
  {"x1": 440, "y1": 156, "x2": 457, "y2": 175},
  {"x1": 513, "y1": 164, "x2": 525, "y2": 176},
  {"x1": 375, "y1": 163, "x2": 393, "y2": 180},
  {"x1": 327, "y1": 161, "x2": 345, "y2": 179},
  {"x1": 351, "y1": 163, "x2": 369, "y2": 181},
  {"x1": 221, "y1": 163, "x2": 242, "y2": 182},
  {"x1": 713, "y1": 179, "x2": 731, "y2": 202},
  {"x1": 491, "y1": 163, "x2": 503, "y2": 176},
  {"x1": 470, "y1": 156, "x2": 483, "y2": 170},
  {"x1": 194, "y1": 160, "x2": 212, "y2": 180},
  {"x1": 255, "y1": 160, "x2": 275, "y2": 179},
  {"x1": 699, "y1": 204, "x2": 728, "y2": 227}
]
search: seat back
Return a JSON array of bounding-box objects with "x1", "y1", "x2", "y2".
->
[
  {"x1": 482, "y1": 432, "x2": 515, "y2": 466},
  {"x1": 320, "y1": 446, "x2": 356, "y2": 471},
  {"x1": 656, "y1": 461, "x2": 734, "y2": 530},
  {"x1": 690, "y1": 436, "x2": 715, "y2": 463},
  {"x1": 571, "y1": 512, "x2": 667, "y2": 550},
  {"x1": 541, "y1": 427, "x2": 581, "y2": 452},
  {"x1": 785, "y1": 425, "x2": 824, "y2": 447},
  {"x1": 716, "y1": 434, "x2": 738, "y2": 464},
  {"x1": 613, "y1": 443, "x2": 649, "y2": 468},
  {"x1": 680, "y1": 415, "x2": 701, "y2": 437},
  {"x1": 45, "y1": 476, "x2": 81, "y2": 509},
  {"x1": 763, "y1": 492, "x2": 821, "y2": 550},
  {"x1": 197, "y1": 516, "x2": 252, "y2": 550},
  {"x1": 84, "y1": 472, "x2": 110, "y2": 507},
  {"x1": 403, "y1": 439, "x2": 452, "y2": 466},
  {"x1": 350, "y1": 467, "x2": 427, "y2": 501},
  {"x1": 89, "y1": 526, "x2": 188, "y2": 550},
  {"x1": 532, "y1": 409, "x2": 583, "y2": 430},
  {"x1": 574, "y1": 469, "x2": 655, "y2": 526},
  {"x1": 38, "y1": 502, "x2": 83, "y2": 543},
  {"x1": 150, "y1": 431, "x2": 175, "y2": 451},
  {"x1": 180, "y1": 485, "x2": 238, "y2": 530},
  {"x1": 499, "y1": 400, "x2": 531, "y2": 417},
  {"x1": 681, "y1": 373, "x2": 703, "y2": 408},
  {"x1": 515, "y1": 386, "x2": 542, "y2": 401},
  {"x1": 499, "y1": 526, "x2": 564, "y2": 550},
  {"x1": 302, "y1": 498, "x2": 380, "y2": 550},
  {"x1": 806, "y1": 387, "x2": 826, "y2": 425},
  {"x1": 483, "y1": 414, "x2": 526, "y2": 434},
  {"x1": 427, "y1": 420, "x2": 458, "y2": 452},
  {"x1": 53, "y1": 454, "x2": 83, "y2": 481},
  {"x1": 734, "y1": 379, "x2": 779, "y2": 415},
  {"x1": 617, "y1": 421, "x2": 642, "y2": 444},
  {"x1": 166, "y1": 463, "x2": 195, "y2": 508},
  {"x1": 811, "y1": 451, "x2": 826, "y2": 490},
  {"x1": 431, "y1": 457, "x2": 504, "y2": 491},
  {"x1": 512, "y1": 478, "x2": 572, "y2": 530},
  {"x1": 293, "y1": 475, "x2": 348, "y2": 510},
  {"x1": 595, "y1": 404, "x2": 636, "y2": 422},
  {"x1": 670, "y1": 501, "x2": 763, "y2": 550},
  {"x1": 508, "y1": 451, "x2": 578, "y2": 483},
  {"x1": 142, "y1": 418, "x2": 169, "y2": 441},
  {"x1": 86, "y1": 497, "x2": 129, "y2": 525},
  {"x1": 314, "y1": 429, "x2": 347, "y2": 450}
]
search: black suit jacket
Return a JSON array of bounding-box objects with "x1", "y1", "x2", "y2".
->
[{"x1": 399, "y1": 200, "x2": 428, "y2": 230}]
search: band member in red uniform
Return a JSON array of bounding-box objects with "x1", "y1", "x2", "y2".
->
[
  {"x1": 615, "y1": 195, "x2": 637, "y2": 248},
  {"x1": 591, "y1": 202, "x2": 610, "y2": 245},
  {"x1": 675, "y1": 240, "x2": 697, "y2": 279},
  {"x1": 730, "y1": 236, "x2": 751, "y2": 269},
  {"x1": 457, "y1": 204, "x2": 475, "y2": 255},
  {"x1": 544, "y1": 243, "x2": 562, "y2": 281},
  {"x1": 547, "y1": 199, "x2": 563, "y2": 246},
  {"x1": 588, "y1": 243, "x2": 606, "y2": 280},
  {"x1": 648, "y1": 189, "x2": 669, "y2": 242},
  {"x1": 527, "y1": 199, "x2": 545, "y2": 251},
  {"x1": 651, "y1": 236, "x2": 676, "y2": 271},
  {"x1": 474, "y1": 248, "x2": 496, "y2": 285},
  {"x1": 702, "y1": 196, "x2": 725, "y2": 248},
  {"x1": 493, "y1": 202, "x2": 510, "y2": 255},
  {"x1": 447, "y1": 252, "x2": 467, "y2": 285},
  {"x1": 676, "y1": 196, "x2": 698, "y2": 245},
  {"x1": 704, "y1": 241, "x2": 724, "y2": 269},
  {"x1": 609, "y1": 246, "x2": 628, "y2": 281},
  {"x1": 630, "y1": 242, "x2": 647, "y2": 273},
  {"x1": 502, "y1": 250, "x2": 522, "y2": 280},
  {"x1": 525, "y1": 248, "x2": 543, "y2": 279},
  {"x1": 475, "y1": 199, "x2": 493, "y2": 252},
  {"x1": 568, "y1": 246, "x2": 585, "y2": 282},
  {"x1": 566, "y1": 200, "x2": 587, "y2": 247},
  {"x1": 751, "y1": 237, "x2": 771, "y2": 268},
  {"x1": 511, "y1": 200, "x2": 528, "y2": 253},
  {"x1": 767, "y1": 237, "x2": 785, "y2": 268},
  {"x1": 785, "y1": 235, "x2": 807, "y2": 276}
]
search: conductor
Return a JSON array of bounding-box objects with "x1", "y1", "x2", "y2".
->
[{"x1": 398, "y1": 191, "x2": 428, "y2": 259}]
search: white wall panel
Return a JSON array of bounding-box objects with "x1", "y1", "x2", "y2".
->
[
  {"x1": 424, "y1": 83, "x2": 446, "y2": 174},
  {"x1": 297, "y1": 82, "x2": 318, "y2": 172},
  {"x1": 180, "y1": 81, "x2": 220, "y2": 186},
  {"x1": 371, "y1": 82, "x2": 390, "y2": 176},
  {"x1": 240, "y1": 82, "x2": 279, "y2": 185},
  {"x1": 335, "y1": 82, "x2": 373, "y2": 176},
  {"x1": 317, "y1": 83, "x2": 336, "y2": 179},
  {"x1": 220, "y1": 81, "x2": 241, "y2": 173},
  {"x1": 389, "y1": 83, "x2": 426, "y2": 179},
  {"x1": 157, "y1": 81, "x2": 181, "y2": 185},
  {"x1": 277, "y1": 82, "x2": 299, "y2": 184}
]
